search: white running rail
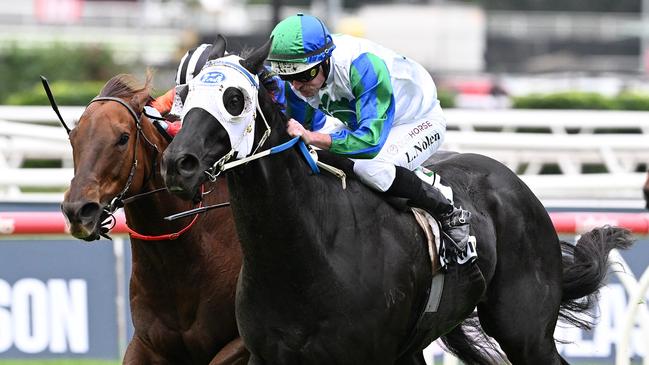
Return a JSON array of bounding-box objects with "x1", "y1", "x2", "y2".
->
[
  {"x1": 444, "y1": 131, "x2": 649, "y2": 175},
  {"x1": 1, "y1": 106, "x2": 648, "y2": 202},
  {"x1": 6, "y1": 106, "x2": 649, "y2": 132},
  {"x1": 445, "y1": 109, "x2": 649, "y2": 134}
]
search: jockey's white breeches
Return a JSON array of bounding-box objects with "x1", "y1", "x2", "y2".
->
[{"x1": 317, "y1": 103, "x2": 446, "y2": 192}]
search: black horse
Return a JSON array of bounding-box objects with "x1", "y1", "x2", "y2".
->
[{"x1": 162, "y1": 39, "x2": 635, "y2": 364}]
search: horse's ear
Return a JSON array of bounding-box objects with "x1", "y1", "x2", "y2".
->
[
  {"x1": 207, "y1": 34, "x2": 227, "y2": 61},
  {"x1": 131, "y1": 92, "x2": 150, "y2": 114},
  {"x1": 241, "y1": 37, "x2": 272, "y2": 74},
  {"x1": 131, "y1": 71, "x2": 153, "y2": 113}
]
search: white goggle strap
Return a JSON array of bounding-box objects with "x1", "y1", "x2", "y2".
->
[
  {"x1": 252, "y1": 103, "x2": 271, "y2": 155},
  {"x1": 204, "y1": 114, "x2": 255, "y2": 181}
]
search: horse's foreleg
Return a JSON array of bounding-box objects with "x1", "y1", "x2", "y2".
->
[{"x1": 208, "y1": 337, "x2": 250, "y2": 365}]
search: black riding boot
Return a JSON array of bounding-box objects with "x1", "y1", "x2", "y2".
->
[{"x1": 386, "y1": 166, "x2": 472, "y2": 249}]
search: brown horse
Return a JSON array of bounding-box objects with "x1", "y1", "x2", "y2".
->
[{"x1": 60, "y1": 73, "x2": 247, "y2": 364}]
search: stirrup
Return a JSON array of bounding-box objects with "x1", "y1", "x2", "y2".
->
[
  {"x1": 443, "y1": 207, "x2": 471, "y2": 227},
  {"x1": 441, "y1": 207, "x2": 471, "y2": 250}
]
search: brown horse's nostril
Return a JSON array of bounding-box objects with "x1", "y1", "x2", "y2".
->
[
  {"x1": 79, "y1": 202, "x2": 101, "y2": 220},
  {"x1": 61, "y1": 201, "x2": 101, "y2": 224},
  {"x1": 177, "y1": 155, "x2": 199, "y2": 176}
]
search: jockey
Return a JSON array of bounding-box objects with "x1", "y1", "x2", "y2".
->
[
  {"x1": 268, "y1": 13, "x2": 472, "y2": 249},
  {"x1": 150, "y1": 42, "x2": 328, "y2": 137}
]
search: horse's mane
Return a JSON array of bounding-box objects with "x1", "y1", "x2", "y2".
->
[{"x1": 99, "y1": 72, "x2": 154, "y2": 103}]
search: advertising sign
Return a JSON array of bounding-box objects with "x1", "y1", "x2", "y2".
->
[{"x1": 0, "y1": 240, "x2": 118, "y2": 359}]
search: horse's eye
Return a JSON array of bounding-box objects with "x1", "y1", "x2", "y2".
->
[
  {"x1": 223, "y1": 87, "x2": 245, "y2": 116},
  {"x1": 117, "y1": 133, "x2": 129, "y2": 146}
]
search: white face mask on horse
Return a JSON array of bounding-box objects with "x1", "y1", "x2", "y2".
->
[{"x1": 182, "y1": 55, "x2": 260, "y2": 159}]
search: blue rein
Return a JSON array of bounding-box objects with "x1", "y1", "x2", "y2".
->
[{"x1": 270, "y1": 137, "x2": 320, "y2": 174}]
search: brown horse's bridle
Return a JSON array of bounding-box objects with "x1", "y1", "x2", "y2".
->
[
  {"x1": 88, "y1": 97, "x2": 209, "y2": 241},
  {"x1": 41, "y1": 76, "x2": 159, "y2": 212},
  {"x1": 42, "y1": 76, "x2": 205, "y2": 241},
  {"x1": 87, "y1": 96, "x2": 160, "y2": 214}
]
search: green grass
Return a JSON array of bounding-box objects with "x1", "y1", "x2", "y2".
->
[{"x1": 0, "y1": 361, "x2": 119, "y2": 365}]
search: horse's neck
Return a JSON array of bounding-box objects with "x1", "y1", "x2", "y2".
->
[
  {"x1": 245, "y1": 95, "x2": 316, "y2": 212},
  {"x1": 227, "y1": 130, "x2": 331, "y2": 270},
  {"x1": 229, "y1": 95, "x2": 341, "y2": 269}
]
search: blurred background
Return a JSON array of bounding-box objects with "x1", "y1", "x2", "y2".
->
[
  {"x1": 4, "y1": 0, "x2": 649, "y2": 107},
  {"x1": 0, "y1": 0, "x2": 648, "y2": 364}
]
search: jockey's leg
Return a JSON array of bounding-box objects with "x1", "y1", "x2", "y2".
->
[
  {"x1": 352, "y1": 114, "x2": 472, "y2": 249},
  {"x1": 354, "y1": 161, "x2": 472, "y2": 249},
  {"x1": 386, "y1": 166, "x2": 471, "y2": 249}
]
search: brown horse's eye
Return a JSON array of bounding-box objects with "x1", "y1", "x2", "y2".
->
[
  {"x1": 223, "y1": 87, "x2": 244, "y2": 116},
  {"x1": 117, "y1": 133, "x2": 129, "y2": 146}
]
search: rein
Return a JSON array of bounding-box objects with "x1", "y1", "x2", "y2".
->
[
  {"x1": 126, "y1": 188, "x2": 205, "y2": 241},
  {"x1": 166, "y1": 107, "x2": 345, "y2": 223},
  {"x1": 121, "y1": 187, "x2": 167, "y2": 204}
]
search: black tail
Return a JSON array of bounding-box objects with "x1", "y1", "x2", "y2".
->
[
  {"x1": 440, "y1": 314, "x2": 507, "y2": 365},
  {"x1": 559, "y1": 226, "x2": 634, "y2": 329}
]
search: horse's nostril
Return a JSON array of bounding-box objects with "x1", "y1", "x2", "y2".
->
[
  {"x1": 177, "y1": 155, "x2": 199, "y2": 175},
  {"x1": 61, "y1": 201, "x2": 101, "y2": 226},
  {"x1": 79, "y1": 202, "x2": 101, "y2": 220}
]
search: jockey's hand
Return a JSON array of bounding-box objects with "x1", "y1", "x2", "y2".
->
[
  {"x1": 286, "y1": 118, "x2": 332, "y2": 150},
  {"x1": 287, "y1": 118, "x2": 308, "y2": 140}
]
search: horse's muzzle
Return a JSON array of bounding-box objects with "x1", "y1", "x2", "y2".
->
[{"x1": 162, "y1": 152, "x2": 203, "y2": 202}]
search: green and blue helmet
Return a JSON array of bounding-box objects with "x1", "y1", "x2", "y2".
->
[{"x1": 268, "y1": 14, "x2": 336, "y2": 75}]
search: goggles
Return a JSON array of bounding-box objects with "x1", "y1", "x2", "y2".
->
[{"x1": 279, "y1": 64, "x2": 320, "y2": 83}]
